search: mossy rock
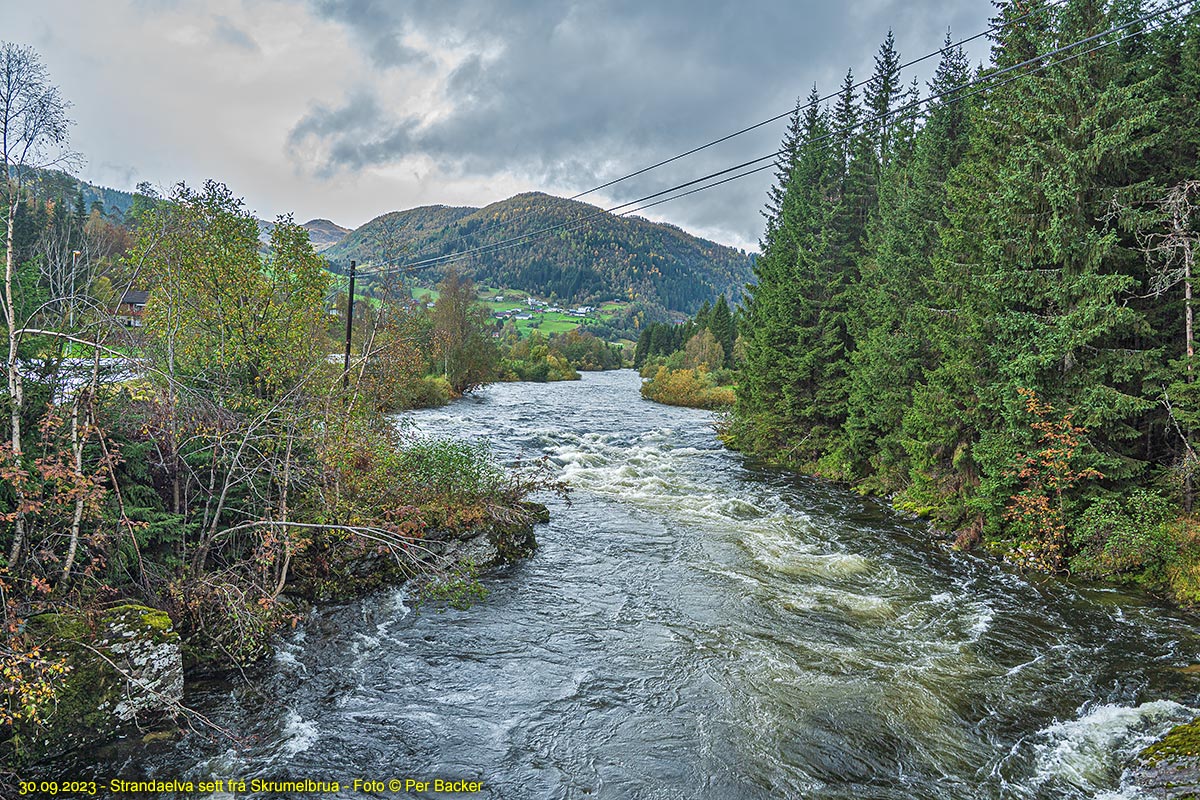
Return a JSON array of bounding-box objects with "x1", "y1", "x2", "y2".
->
[
  {"x1": 287, "y1": 537, "x2": 416, "y2": 603},
  {"x1": 1132, "y1": 718, "x2": 1200, "y2": 799},
  {"x1": 6, "y1": 604, "x2": 183, "y2": 763},
  {"x1": 288, "y1": 502, "x2": 547, "y2": 603},
  {"x1": 520, "y1": 501, "x2": 551, "y2": 525}
]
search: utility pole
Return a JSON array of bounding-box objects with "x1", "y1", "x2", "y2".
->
[
  {"x1": 69, "y1": 249, "x2": 81, "y2": 329},
  {"x1": 342, "y1": 259, "x2": 356, "y2": 391}
]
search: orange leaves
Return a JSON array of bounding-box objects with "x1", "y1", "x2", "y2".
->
[
  {"x1": 1004, "y1": 387, "x2": 1103, "y2": 571},
  {"x1": 1013, "y1": 387, "x2": 1104, "y2": 492}
]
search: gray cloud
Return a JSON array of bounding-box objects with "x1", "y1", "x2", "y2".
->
[
  {"x1": 291, "y1": 0, "x2": 992, "y2": 248},
  {"x1": 212, "y1": 15, "x2": 260, "y2": 53},
  {"x1": 0, "y1": 0, "x2": 996, "y2": 252},
  {"x1": 287, "y1": 91, "x2": 397, "y2": 176},
  {"x1": 310, "y1": 0, "x2": 431, "y2": 68}
]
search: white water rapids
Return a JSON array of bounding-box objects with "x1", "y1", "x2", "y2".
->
[{"x1": 64, "y1": 370, "x2": 1200, "y2": 799}]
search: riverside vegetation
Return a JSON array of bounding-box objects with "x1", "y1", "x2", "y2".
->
[
  {"x1": 711, "y1": 2, "x2": 1200, "y2": 608},
  {"x1": 6, "y1": 0, "x2": 1200, "y2": 783},
  {"x1": 634, "y1": 296, "x2": 740, "y2": 409},
  {"x1": 0, "y1": 44, "x2": 571, "y2": 769}
]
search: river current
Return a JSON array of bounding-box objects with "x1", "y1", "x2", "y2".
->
[{"x1": 71, "y1": 370, "x2": 1200, "y2": 798}]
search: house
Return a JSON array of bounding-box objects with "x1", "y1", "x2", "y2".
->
[{"x1": 117, "y1": 289, "x2": 149, "y2": 327}]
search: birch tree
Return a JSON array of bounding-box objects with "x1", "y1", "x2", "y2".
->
[{"x1": 1, "y1": 43, "x2": 76, "y2": 567}]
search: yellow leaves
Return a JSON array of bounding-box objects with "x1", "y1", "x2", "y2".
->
[
  {"x1": 135, "y1": 182, "x2": 332, "y2": 399},
  {"x1": 1, "y1": 631, "x2": 72, "y2": 727}
]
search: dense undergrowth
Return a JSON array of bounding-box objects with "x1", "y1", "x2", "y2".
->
[{"x1": 0, "y1": 178, "x2": 561, "y2": 761}]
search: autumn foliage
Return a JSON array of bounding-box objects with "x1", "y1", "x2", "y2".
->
[{"x1": 1003, "y1": 389, "x2": 1103, "y2": 571}]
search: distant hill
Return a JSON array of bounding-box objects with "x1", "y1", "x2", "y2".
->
[
  {"x1": 302, "y1": 218, "x2": 351, "y2": 251},
  {"x1": 17, "y1": 168, "x2": 137, "y2": 219},
  {"x1": 326, "y1": 204, "x2": 476, "y2": 260},
  {"x1": 323, "y1": 192, "x2": 753, "y2": 313},
  {"x1": 257, "y1": 217, "x2": 353, "y2": 251}
]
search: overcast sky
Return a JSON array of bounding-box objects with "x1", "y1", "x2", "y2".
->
[{"x1": 2, "y1": 1, "x2": 995, "y2": 251}]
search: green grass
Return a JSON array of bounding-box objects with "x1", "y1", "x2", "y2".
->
[
  {"x1": 413, "y1": 287, "x2": 440, "y2": 304},
  {"x1": 405, "y1": 282, "x2": 631, "y2": 338},
  {"x1": 524, "y1": 314, "x2": 582, "y2": 335}
]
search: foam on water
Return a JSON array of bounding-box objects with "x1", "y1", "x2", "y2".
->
[
  {"x1": 65, "y1": 373, "x2": 1200, "y2": 800},
  {"x1": 1027, "y1": 699, "x2": 1193, "y2": 796},
  {"x1": 280, "y1": 709, "x2": 319, "y2": 756}
]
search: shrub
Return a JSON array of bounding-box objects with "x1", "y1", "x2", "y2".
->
[
  {"x1": 400, "y1": 375, "x2": 453, "y2": 409},
  {"x1": 641, "y1": 365, "x2": 735, "y2": 409},
  {"x1": 1070, "y1": 489, "x2": 1176, "y2": 586}
]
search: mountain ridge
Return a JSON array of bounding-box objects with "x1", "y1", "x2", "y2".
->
[
  {"x1": 326, "y1": 191, "x2": 753, "y2": 313},
  {"x1": 23, "y1": 170, "x2": 752, "y2": 314}
]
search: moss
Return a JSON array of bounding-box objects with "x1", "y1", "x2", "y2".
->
[
  {"x1": 101, "y1": 604, "x2": 176, "y2": 639},
  {"x1": 7, "y1": 604, "x2": 183, "y2": 764},
  {"x1": 893, "y1": 498, "x2": 937, "y2": 518},
  {"x1": 522, "y1": 501, "x2": 551, "y2": 524},
  {"x1": 25, "y1": 611, "x2": 90, "y2": 641},
  {"x1": 1142, "y1": 719, "x2": 1200, "y2": 766},
  {"x1": 139, "y1": 610, "x2": 175, "y2": 635}
]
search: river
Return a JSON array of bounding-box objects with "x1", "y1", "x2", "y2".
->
[{"x1": 71, "y1": 370, "x2": 1200, "y2": 798}]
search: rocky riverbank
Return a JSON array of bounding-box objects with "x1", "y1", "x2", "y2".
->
[
  {"x1": 1132, "y1": 718, "x2": 1200, "y2": 799},
  {"x1": 4, "y1": 506, "x2": 547, "y2": 768}
]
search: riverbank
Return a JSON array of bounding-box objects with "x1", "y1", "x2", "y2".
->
[
  {"x1": 720, "y1": 417, "x2": 1200, "y2": 610},
  {"x1": 2, "y1": 498, "x2": 549, "y2": 774},
  {"x1": 638, "y1": 371, "x2": 1200, "y2": 790},
  {"x1": 1133, "y1": 717, "x2": 1200, "y2": 798},
  {"x1": 36, "y1": 371, "x2": 1199, "y2": 800}
]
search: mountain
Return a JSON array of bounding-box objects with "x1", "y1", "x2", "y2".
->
[
  {"x1": 323, "y1": 192, "x2": 753, "y2": 313},
  {"x1": 18, "y1": 168, "x2": 137, "y2": 219},
  {"x1": 255, "y1": 217, "x2": 352, "y2": 251},
  {"x1": 302, "y1": 218, "x2": 351, "y2": 251},
  {"x1": 326, "y1": 204, "x2": 477, "y2": 260}
]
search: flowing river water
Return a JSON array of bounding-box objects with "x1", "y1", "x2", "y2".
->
[{"x1": 71, "y1": 370, "x2": 1200, "y2": 798}]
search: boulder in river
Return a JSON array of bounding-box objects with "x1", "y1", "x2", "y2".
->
[
  {"x1": 10, "y1": 603, "x2": 183, "y2": 762},
  {"x1": 1131, "y1": 717, "x2": 1200, "y2": 798}
]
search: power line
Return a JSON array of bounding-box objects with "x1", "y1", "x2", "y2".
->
[
  {"x1": 342, "y1": 1, "x2": 1070, "y2": 279},
  {"x1": 618, "y1": 9, "x2": 1184, "y2": 221},
  {"x1": 355, "y1": 0, "x2": 1192, "y2": 279},
  {"x1": 375, "y1": 4, "x2": 1182, "y2": 279},
  {"x1": 411, "y1": 0, "x2": 1077, "y2": 261},
  {"x1": 564, "y1": 0, "x2": 1073, "y2": 203}
]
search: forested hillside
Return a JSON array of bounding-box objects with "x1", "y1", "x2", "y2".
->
[
  {"x1": 10, "y1": 168, "x2": 136, "y2": 220},
  {"x1": 325, "y1": 192, "x2": 755, "y2": 313},
  {"x1": 731, "y1": 2, "x2": 1200, "y2": 598}
]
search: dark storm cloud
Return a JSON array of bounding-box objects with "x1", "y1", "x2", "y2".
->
[
  {"x1": 310, "y1": 0, "x2": 432, "y2": 68},
  {"x1": 287, "y1": 91, "x2": 398, "y2": 177},
  {"x1": 212, "y1": 15, "x2": 260, "y2": 53},
  {"x1": 290, "y1": 0, "x2": 992, "y2": 246}
]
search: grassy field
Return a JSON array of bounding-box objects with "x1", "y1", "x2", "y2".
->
[
  {"x1": 413, "y1": 283, "x2": 629, "y2": 338},
  {"x1": 332, "y1": 281, "x2": 629, "y2": 340}
]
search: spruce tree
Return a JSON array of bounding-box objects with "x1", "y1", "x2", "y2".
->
[
  {"x1": 708, "y1": 295, "x2": 735, "y2": 368},
  {"x1": 865, "y1": 30, "x2": 904, "y2": 170},
  {"x1": 736, "y1": 90, "x2": 838, "y2": 460},
  {"x1": 845, "y1": 36, "x2": 974, "y2": 488},
  {"x1": 908, "y1": 0, "x2": 1160, "y2": 531}
]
